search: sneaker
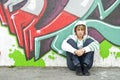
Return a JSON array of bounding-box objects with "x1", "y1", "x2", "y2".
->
[
  {"x1": 75, "y1": 66, "x2": 83, "y2": 76},
  {"x1": 82, "y1": 64, "x2": 90, "y2": 76}
]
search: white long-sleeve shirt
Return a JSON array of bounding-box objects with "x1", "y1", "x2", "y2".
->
[{"x1": 61, "y1": 35, "x2": 99, "y2": 54}]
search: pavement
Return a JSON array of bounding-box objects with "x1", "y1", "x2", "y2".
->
[{"x1": 0, "y1": 67, "x2": 120, "y2": 80}]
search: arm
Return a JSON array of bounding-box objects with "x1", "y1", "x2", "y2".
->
[
  {"x1": 75, "y1": 38, "x2": 99, "y2": 56},
  {"x1": 61, "y1": 38, "x2": 77, "y2": 55},
  {"x1": 83, "y1": 37, "x2": 99, "y2": 53}
]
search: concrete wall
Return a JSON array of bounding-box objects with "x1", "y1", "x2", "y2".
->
[{"x1": 0, "y1": 0, "x2": 120, "y2": 67}]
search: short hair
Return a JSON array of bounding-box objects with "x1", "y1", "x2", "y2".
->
[{"x1": 74, "y1": 24, "x2": 86, "y2": 33}]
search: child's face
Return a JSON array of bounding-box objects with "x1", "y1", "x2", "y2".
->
[{"x1": 75, "y1": 25, "x2": 86, "y2": 39}]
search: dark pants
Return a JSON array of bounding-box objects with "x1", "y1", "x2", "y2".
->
[{"x1": 66, "y1": 38, "x2": 94, "y2": 71}]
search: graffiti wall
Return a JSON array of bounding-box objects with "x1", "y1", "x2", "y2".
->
[{"x1": 0, "y1": 0, "x2": 120, "y2": 67}]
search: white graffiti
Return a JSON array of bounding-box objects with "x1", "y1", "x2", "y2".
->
[
  {"x1": 64, "y1": 0, "x2": 94, "y2": 17},
  {"x1": 109, "y1": 46, "x2": 120, "y2": 56},
  {"x1": 4, "y1": 0, "x2": 24, "y2": 12}
]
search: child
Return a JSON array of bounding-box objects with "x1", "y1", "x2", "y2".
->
[{"x1": 61, "y1": 21, "x2": 99, "y2": 76}]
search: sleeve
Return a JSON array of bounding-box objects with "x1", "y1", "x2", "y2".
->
[
  {"x1": 83, "y1": 37, "x2": 99, "y2": 53},
  {"x1": 61, "y1": 38, "x2": 77, "y2": 54}
]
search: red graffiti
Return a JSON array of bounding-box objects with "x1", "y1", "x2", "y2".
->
[
  {"x1": 0, "y1": 3, "x2": 7, "y2": 25},
  {"x1": 0, "y1": 1, "x2": 77, "y2": 60}
]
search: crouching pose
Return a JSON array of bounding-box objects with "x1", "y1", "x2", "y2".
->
[{"x1": 61, "y1": 21, "x2": 99, "y2": 76}]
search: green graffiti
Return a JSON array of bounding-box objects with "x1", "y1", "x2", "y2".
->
[
  {"x1": 9, "y1": 49, "x2": 45, "y2": 67},
  {"x1": 100, "y1": 40, "x2": 112, "y2": 59},
  {"x1": 48, "y1": 55, "x2": 55, "y2": 60},
  {"x1": 116, "y1": 52, "x2": 120, "y2": 58},
  {"x1": 100, "y1": 40, "x2": 120, "y2": 59},
  {"x1": 48, "y1": 50, "x2": 56, "y2": 60},
  {"x1": 44, "y1": 50, "x2": 65, "y2": 61}
]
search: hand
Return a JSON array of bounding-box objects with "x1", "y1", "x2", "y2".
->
[
  {"x1": 74, "y1": 48, "x2": 85, "y2": 56},
  {"x1": 74, "y1": 50, "x2": 81, "y2": 56}
]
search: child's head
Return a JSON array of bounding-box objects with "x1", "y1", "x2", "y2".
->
[{"x1": 74, "y1": 24, "x2": 86, "y2": 39}]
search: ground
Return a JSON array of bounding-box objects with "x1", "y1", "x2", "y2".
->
[{"x1": 0, "y1": 67, "x2": 120, "y2": 80}]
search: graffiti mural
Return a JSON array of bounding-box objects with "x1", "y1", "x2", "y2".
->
[{"x1": 0, "y1": 0, "x2": 120, "y2": 67}]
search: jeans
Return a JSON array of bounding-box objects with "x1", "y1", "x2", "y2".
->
[{"x1": 66, "y1": 38, "x2": 94, "y2": 71}]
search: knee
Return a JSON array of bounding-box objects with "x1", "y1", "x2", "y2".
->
[
  {"x1": 83, "y1": 38, "x2": 94, "y2": 47},
  {"x1": 67, "y1": 39, "x2": 78, "y2": 49}
]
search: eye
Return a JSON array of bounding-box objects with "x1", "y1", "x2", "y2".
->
[
  {"x1": 81, "y1": 28, "x2": 84, "y2": 31},
  {"x1": 77, "y1": 28, "x2": 81, "y2": 31}
]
